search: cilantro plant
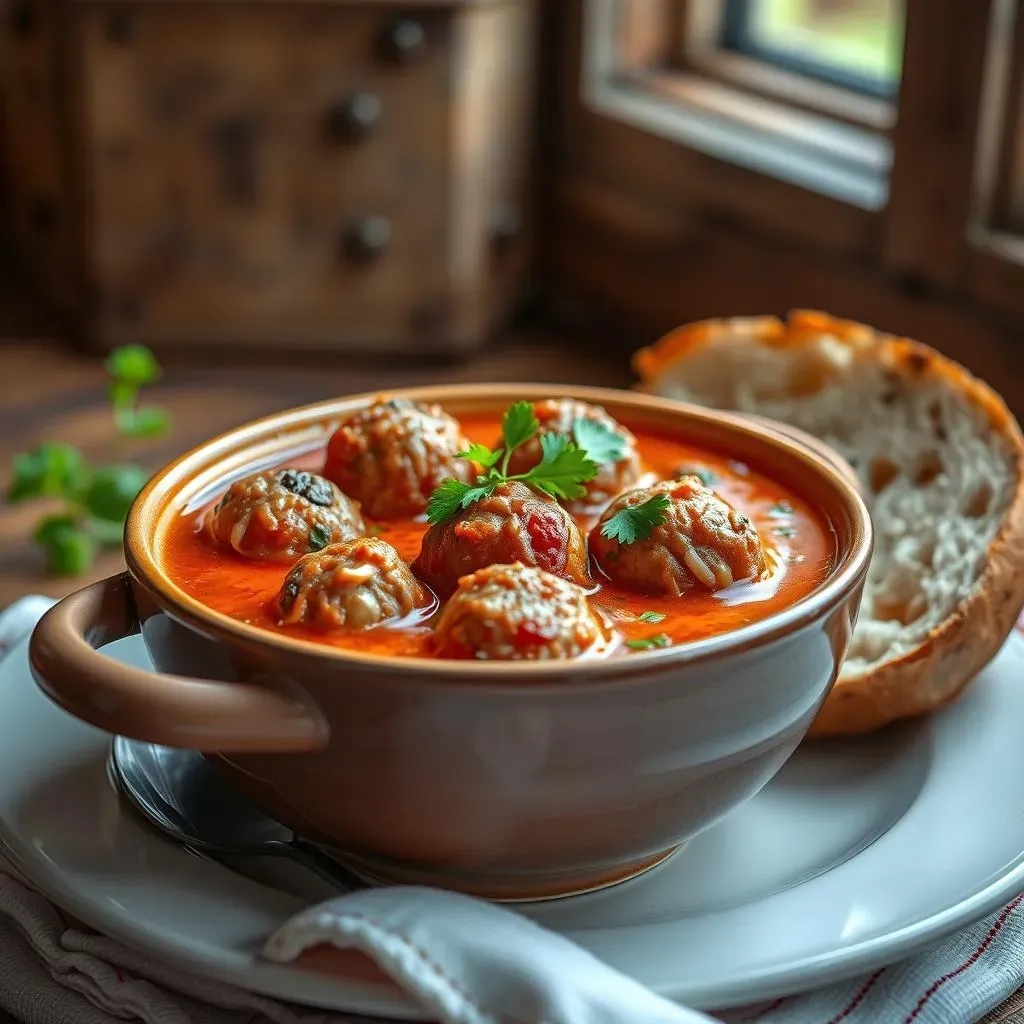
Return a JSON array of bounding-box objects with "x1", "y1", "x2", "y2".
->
[
  {"x1": 427, "y1": 402, "x2": 601, "y2": 525},
  {"x1": 106, "y1": 344, "x2": 172, "y2": 437},
  {"x1": 6, "y1": 346, "x2": 170, "y2": 576}
]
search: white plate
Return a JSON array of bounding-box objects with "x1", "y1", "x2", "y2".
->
[{"x1": 3, "y1": 632, "x2": 1024, "y2": 1017}]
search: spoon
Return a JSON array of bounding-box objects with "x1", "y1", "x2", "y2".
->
[{"x1": 108, "y1": 736, "x2": 368, "y2": 893}]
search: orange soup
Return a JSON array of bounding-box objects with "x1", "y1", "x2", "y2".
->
[{"x1": 160, "y1": 411, "x2": 836, "y2": 659}]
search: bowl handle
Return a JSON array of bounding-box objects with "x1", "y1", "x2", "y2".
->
[{"x1": 28, "y1": 573, "x2": 329, "y2": 753}]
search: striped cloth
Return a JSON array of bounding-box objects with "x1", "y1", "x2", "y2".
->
[{"x1": 0, "y1": 595, "x2": 1023, "y2": 1024}]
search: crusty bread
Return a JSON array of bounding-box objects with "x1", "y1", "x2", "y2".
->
[{"x1": 633, "y1": 310, "x2": 1024, "y2": 737}]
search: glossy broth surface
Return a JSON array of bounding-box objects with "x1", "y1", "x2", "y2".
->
[{"x1": 160, "y1": 413, "x2": 836, "y2": 658}]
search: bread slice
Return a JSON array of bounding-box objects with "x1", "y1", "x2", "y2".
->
[{"x1": 633, "y1": 310, "x2": 1024, "y2": 737}]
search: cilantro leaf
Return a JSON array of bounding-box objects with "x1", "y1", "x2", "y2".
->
[
  {"x1": 105, "y1": 344, "x2": 161, "y2": 387},
  {"x1": 626, "y1": 634, "x2": 672, "y2": 651},
  {"x1": 600, "y1": 493, "x2": 671, "y2": 545},
  {"x1": 501, "y1": 401, "x2": 539, "y2": 455},
  {"x1": 573, "y1": 417, "x2": 627, "y2": 465},
  {"x1": 427, "y1": 478, "x2": 497, "y2": 525},
  {"x1": 308, "y1": 523, "x2": 333, "y2": 551},
  {"x1": 459, "y1": 443, "x2": 503, "y2": 470},
  {"x1": 638, "y1": 610, "x2": 666, "y2": 624},
  {"x1": 523, "y1": 433, "x2": 599, "y2": 501}
]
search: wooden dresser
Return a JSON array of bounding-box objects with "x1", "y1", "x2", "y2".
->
[{"x1": 0, "y1": 0, "x2": 538, "y2": 357}]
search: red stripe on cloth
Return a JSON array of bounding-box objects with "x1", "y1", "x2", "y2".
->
[
  {"x1": 739, "y1": 996, "x2": 791, "y2": 1021},
  {"x1": 824, "y1": 969, "x2": 887, "y2": 1024},
  {"x1": 902, "y1": 895, "x2": 1024, "y2": 1024}
]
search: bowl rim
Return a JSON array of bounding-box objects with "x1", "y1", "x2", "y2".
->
[{"x1": 124, "y1": 382, "x2": 873, "y2": 682}]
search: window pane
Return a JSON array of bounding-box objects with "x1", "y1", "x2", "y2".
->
[{"x1": 725, "y1": 0, "x2": 905, "y2": 95}]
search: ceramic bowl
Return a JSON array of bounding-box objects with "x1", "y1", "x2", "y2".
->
[{"x1": 28, "y1": 384, "x2": 872, "y2": 901}]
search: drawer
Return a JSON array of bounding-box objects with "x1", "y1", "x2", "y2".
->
[{"x1": 75, "y1": 3, "x2": 455, "y2": 347}]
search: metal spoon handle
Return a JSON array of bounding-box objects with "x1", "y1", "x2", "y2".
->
[{"x1": 273, "y1": 838, "x2": 369, "y2": 893}]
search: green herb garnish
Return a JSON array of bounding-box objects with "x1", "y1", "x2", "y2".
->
[
  {"x1": 308, "y1": 523, "x2": 333, "y2": 551},
  {"x1": 638, "y1": 610, "x2": 666, "y2": 624},
  {"x1": 368, "y1": 524, "x2": 389, "y2": 536},
  {"x1": 774, "y1": 525, "x2": 798, "y2": 538},
  {"x1": 106, "y1": 344, "x2": 171, "y2": 438},
  {"x1": 677, "y1": 466, "x2": 717, "y2": 488},
  {"x1": 769, "y1": 500, "x2": 794, "y2": 518},
  {"x1": 626, "y1": 634, "x2": 672, "y2": 651},
  {"x1": 599, "y1": 494, "x2": 670, "y2": 545},
  {"x1": 426, "y1": 402, "x2": 599, "y2": 525},
  {"x1": 573, "y1": 418, "x2": 627, "y2": 465}
]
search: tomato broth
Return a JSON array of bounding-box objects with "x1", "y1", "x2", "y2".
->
[{"x1": 160, "y1": 412, "x2": 836, "y2": 658}]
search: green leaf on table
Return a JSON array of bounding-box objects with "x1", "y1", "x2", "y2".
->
[
  {"x1": 6, "y1": 443, "x2": 89, "y2": 503},
  {"x1": 105, "y1": 344, "x2": 161, "y2": 387},
  {"x1": 37, "y1": 520, "x2": 95, "y2": 576},
  {"x1": 120, "y1": 406, "x2": 171, "y2": 438},
  {"x1": 83, "y1": 465, "x2": 149, "y2": 523}
]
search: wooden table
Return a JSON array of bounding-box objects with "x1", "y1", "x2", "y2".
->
[{"x1": 0, "y1": 325, "x2": 632, "y2": 609}]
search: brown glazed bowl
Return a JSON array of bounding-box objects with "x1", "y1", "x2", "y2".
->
[{"x1": 29, "y1": 385, "x2": 872, "y2": 901}]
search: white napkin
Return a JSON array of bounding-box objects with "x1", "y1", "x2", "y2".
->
[{"x1": 3, "y1": 594, "x2": 1024, "y2": 1024}]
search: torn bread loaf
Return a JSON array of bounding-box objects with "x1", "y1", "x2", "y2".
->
[{"x1": 633, "y1": 310, "x2": 1024, "y2": 737}]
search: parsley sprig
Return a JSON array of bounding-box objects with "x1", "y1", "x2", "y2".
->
[
  {"x1": 600, "y1": 493, "x2": 670, "y2": 545},
  {"x1": 426, "y1": 402, "x2": 600, "y2": 525},
  {"x1": 6, "y1": 345, "x2": 169, "y2": 576}
]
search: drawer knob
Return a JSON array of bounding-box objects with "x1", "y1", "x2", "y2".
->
[
  {"x1": 492, "y1": 203, "x2": 524, "y2": 246},
  {"x1": 327, "y1": 93, "x2": 383, "y2": 143},
  {"x1": 379, "y1": 18, "x2": 427, "y2": 63},
  {"x1": 9, "y1": 4, "x2": 35, "y2": 37},
  {"x1": 107, "y1": 8, "x2": 139, "y2": 44},
  {"x1": 344, "y1": 217, "x2": 392, "y2": 264}
]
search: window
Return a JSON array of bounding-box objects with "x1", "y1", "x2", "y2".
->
[
  {"x1": 546, "y1": 0, "x2": 1024, "y2": 364},
  {"x1": 720, "y1": 0, "x2": 904, "y2": 99}
]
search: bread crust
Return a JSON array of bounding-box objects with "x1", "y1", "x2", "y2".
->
[{"x1": 634, "y1": 310, "x2": 1024, "y2": 737}]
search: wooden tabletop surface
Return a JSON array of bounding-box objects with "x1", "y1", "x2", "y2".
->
[{"x1": 0, "y1": 318, "x2": 632, "y2": 610}]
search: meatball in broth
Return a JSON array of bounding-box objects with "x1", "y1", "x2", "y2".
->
[
  {"x1": 412, "y1": 480, "x2": 591, "y2": 598},
  {"x1": 277, "y1": 537, "x2": 431, "y2": 630},
  {"x1": 207, "y1": 469, "x2": 364, "y2": 563},
  {"x1": 502, "y1": 398, "x2": 642, "y2": 511},
  {"x1": 324, "y1": 398, "x2": 473, "y2": 519},
  {"x1": 434, "y1": 563, "x2": 608, "y2": 661},
  {"x1": 591, "y1": 477, "x2": 767, "y2": 596}
]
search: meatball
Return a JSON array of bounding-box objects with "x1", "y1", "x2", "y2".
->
[
  {"x1": 323, "y1": 398, "x2": 473, "y2": 519},
  {"x1": 434, "y1": 563, "x2": 608, "y2": 661},
  {"x1": 503, "y1": 399, "x2": 642, "y2": 510},
  {"x1": 591, "y1": 477, "x2": 766, "y2": 596},
  {"x1": 411, "y1": 481, "x2": 591, "y2": 598},
  {"x1": 277, "y1": 537, "x2": 431, "y2": 630},
  {"x1": 207, "y1": 469, "x2": 364, "y2": 563}
]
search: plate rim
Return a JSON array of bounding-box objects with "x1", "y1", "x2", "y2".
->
[{"x1": 3, "y1": 631, "x2": 1024, "y2": 1014}]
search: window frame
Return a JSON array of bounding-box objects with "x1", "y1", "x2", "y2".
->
[{"x1": 544, "y1": 0, "x2": 1024, "y2": 343}]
